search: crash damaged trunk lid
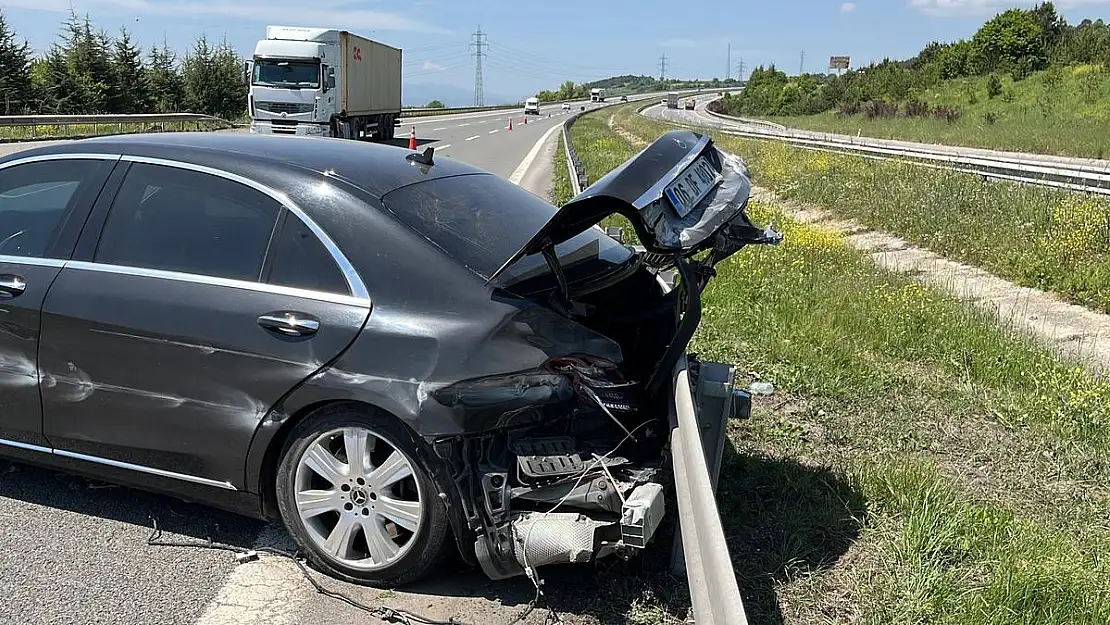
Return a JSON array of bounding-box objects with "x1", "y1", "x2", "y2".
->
[{"x1": 488, "y1": 129, "x2": 760, "y2": 283}]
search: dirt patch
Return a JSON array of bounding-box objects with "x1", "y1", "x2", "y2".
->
[{"x1": 751, "y1": 186, "x2": 1110, "y2": 378}]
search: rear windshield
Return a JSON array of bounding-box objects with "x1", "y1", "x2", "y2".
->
[{"x1": 380, "y1": 173, "x2": 633, "y2": 287}]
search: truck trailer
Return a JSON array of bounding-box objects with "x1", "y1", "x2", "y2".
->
[
  {"x1": 590, "y1": 88, "x2": 605, "y2": 103},
  {"x1": 245, "y1": 25, "x2": 402, "y2": 140}
]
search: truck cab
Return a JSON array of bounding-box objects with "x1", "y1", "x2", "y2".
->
[
  {"x1": 244, "y1": 25, "x2": 401, "y2": 141},
  {"x1": 590, "y1": 88, "x2": 605, "y2": 103},
  {"x1": 523, "y1": 97, "x2": 540, "y2": 115}
]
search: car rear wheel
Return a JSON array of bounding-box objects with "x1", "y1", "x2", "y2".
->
[{"x1": 275, "y1": 406, "x2": 450, "y2": 586}]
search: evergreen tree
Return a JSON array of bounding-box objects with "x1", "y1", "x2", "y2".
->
[
  {"x1": 109, "y1": 27, "x2": 151, "y2": 113},
  {"x1": 0, "y1": 9, "x2": 32, "y2": 114},
  {"x1": 147, "y1": 39, "x2": 184, "y2": 113}
]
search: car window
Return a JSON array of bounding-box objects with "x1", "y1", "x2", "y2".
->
[
  {"x1": 0, "y1": 159, "x2": 106, "y2": 259},
  {"x1": 380, "y1": 174, "x2": 633, "y2": 286},
  {"x1": 95, "y1": 163, "x2": 281, "y2": 282},
  {"x1": 266, "y1": 215, "x2": 350, "y2": 296}
]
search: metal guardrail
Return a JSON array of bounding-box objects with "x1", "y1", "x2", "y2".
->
[
  {"x1": 670, "y1": 357, "x2": 749, "y2": 625},
  {"x1": 566, "y1": 100, "x2": 749, "y2": 625},
  {"x1": 697, "y1": 100, "x2": 1110, "y2": 196},
  {"x1": 0, "y1": 113, "x2": 232, "y2": 141}
]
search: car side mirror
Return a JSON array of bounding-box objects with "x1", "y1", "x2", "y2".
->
[
  {"x1": 240, "y1": 61, "x2": 251, "y2": 86},
  {"x1": 326, "y1": 67, "x2": 336, "y2": 90}
]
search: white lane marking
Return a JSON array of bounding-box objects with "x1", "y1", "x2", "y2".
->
[
  {"x1": 433, "y1": 127, "x2": 446, "y2": 131},
  {"x1": 194, "y1": 525, "x2": 307, "y2": 625},
  {"x1": 459, "y1": 123, "x2": 470, "y2": 127},
  {"x1": 509, "y1": 121, "x2": 564, "y2": 186},
  {"x1": 488, "y1": 129, "x2": 499, "y2": 134},
  {"x1": 465, "y1": 135, "x2": 480, "y2": 141},
  {"x1": 434, "y1": 143, "x2": 451, "y2": 150}
]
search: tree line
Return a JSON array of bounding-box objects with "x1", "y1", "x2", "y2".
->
[
  {"x1": 722, "y1": 2, "x2": 1110, "y2": 117},
  {"x1": 0, "y1": 9, "x2": 246, "y2": 119},
  {"x1": 536, "y1": 76, "x2": 743, "y2": 102}
]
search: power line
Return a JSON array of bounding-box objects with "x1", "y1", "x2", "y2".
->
[
  {"x1": 726, "y1": 42, "x2": 730, "y2": 80},
  {"x1": 658, "y1": 52, "x2": 667, "y2": 81},
  {"x1": 469, "y1": 25, "x2": 487, "y2": 107},
  {"x1": 735, "y1": 58, "x2": 745, "y2": 81},
  {"x1": 799, "y1": 50, "x2": 805, "y2": 74}
]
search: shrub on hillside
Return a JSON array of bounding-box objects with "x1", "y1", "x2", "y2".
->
[
  {"x1": 904, "y1": 99, "x2": 932, "y2": 118},
  {"x1": 863, "y1": 100, "x2": 898, "y2": 120},
  {"x1": 934, "y1": 106, "x2": 963, "y2": 123}
]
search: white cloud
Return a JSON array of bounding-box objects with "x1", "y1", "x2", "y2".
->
[
  {"x1": 2, "y1": 0, "x2": 448, "y2": 33},
  {"x1": 421, "y1": 60, "x2": 446, "y2": 71},
  {"x1": 909, "y1": 0, "x2": 1110, "y2": 17},
  {"x1": 841, "y1": 2, "x2": 857, "y2": 12}
]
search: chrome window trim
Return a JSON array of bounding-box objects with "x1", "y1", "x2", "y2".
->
[
  {"x1": 0, "y1": 152, "x2": 370, "y2": 304},
  {"x1": 119, "y1": 155, "x2": 370, "y2": 300},
  {"x1": 66, "y1": 260, "x2": 373, "y2": 309},
  {"x1": 0, "y1": 438, "x2": 237, "y2": 491},
  {"x1": 0, "y1": 153, "x2": 122, "y2": 168},
  {"x1": 0, "y1": 255, "x2": 67, "y2": 268}
]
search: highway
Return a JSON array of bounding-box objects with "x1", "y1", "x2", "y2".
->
[{"x1": 0, "y1": 99, "x2": 640, "y2": 625}]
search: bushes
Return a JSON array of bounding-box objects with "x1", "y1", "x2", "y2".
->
[{"x1": 834, "y1": 99, "x2": 963, "y2": 124}]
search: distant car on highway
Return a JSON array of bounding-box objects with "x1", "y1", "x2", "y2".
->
[
  {"x1": 523, "y1": 96, "x2": 540, "y2": 115},
  {"x1": 620, "y1": 95, "x2": 628, "y2": 102},
  {"x1": 561, "y1": 102, "x2": 571, "y2": 111},
  {"x1": 0, "y1": 129, "x2": 771, "y2": 588},
  {"x1": 684, "y1": 98, "x2": 695, "y2": 110}
]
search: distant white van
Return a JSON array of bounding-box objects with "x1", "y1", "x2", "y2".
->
[{"x1": 524, "y1": 97, "x2": 540, "y2": 115}]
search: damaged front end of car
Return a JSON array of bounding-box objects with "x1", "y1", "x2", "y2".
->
[{"x1": 430, "y1": 129, "x2": 782, "y2": 580}]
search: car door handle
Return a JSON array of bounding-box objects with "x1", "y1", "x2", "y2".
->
[
  {"x1": 0, "y1": 274, "x2": 26, "y2": 298},
  {"x1": 257, "y1": 312, "x2": 320, "y2": 337}
]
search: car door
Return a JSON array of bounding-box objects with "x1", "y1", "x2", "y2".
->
[
  {"x1": 39, "y1": 158, "x2": 371, "y2": 491},
  {"x1": 0, "y1": 154, "x2": 117, "y2": 454}
]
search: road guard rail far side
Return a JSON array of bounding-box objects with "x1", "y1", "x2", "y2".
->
[{"x1": 696, "y1": 99, "x2": 1110, "y2": 196}]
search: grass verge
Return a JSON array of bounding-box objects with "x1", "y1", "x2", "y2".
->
[
  {"x1": 567, "y1": 106, "x2": 1110, "y2": 624},
  {"x1": 618, "y1": 104, "x2": 1110, "y2": 315},
  {"x1": 0, "y1": 120, "x2": 230, "y2": 142},
  {"x1": 768, "y1": 65, "x2": 1110, "y2": 159}
]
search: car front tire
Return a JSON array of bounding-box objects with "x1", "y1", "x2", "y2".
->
[{"x1": 275, "y1": 404, "x2": 450, "y2": 586}]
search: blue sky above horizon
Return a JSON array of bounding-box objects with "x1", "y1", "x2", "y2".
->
[{"x1": 4, "y1": 0, "x2": 1110, "y2": 103}]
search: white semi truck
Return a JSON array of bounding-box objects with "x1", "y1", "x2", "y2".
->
[
  {"x1": 590, "y1": 88, "x2": 605, "y2": 102},
  {"x1": 244, "y1": 26, "x2": 402, "y2": 140}
]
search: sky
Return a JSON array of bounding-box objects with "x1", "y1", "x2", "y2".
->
[{"x1": 4, "y1": 0, "x2": 1110, "y2": 104}]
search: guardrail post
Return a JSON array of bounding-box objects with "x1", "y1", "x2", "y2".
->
[{"x1": 670, "y1": 361, "x2": 739, "y2": 576}]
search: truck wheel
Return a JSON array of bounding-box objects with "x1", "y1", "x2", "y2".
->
[{"x1": 275, "y1": 405, "x2": 450, "y2": 586}]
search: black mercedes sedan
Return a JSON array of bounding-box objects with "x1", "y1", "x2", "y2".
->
[{"x1": 0, "y1": 129, "x2": 776, "y2": 586}]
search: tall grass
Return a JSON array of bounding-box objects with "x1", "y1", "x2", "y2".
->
[
  {"x1": 613, "y1": 104, "x2": 1110, "y2": 314},
  {"x1": 770, "y1": 65, "x2": 1110, "y2": 158},
  {"x1": 564, "y1": 106, "x2": 1110, "y2": 624}
]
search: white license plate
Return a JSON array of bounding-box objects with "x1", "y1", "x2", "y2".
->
[{"x1": 663, "y1": 156, "x2": 721, "y2": 218}]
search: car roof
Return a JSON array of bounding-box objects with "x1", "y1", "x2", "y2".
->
[{"x1": 7, "y1": 131, "x2": 487, "y2": 199}]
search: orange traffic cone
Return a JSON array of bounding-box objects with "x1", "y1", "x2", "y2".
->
[
  {"x1": 523, "y1": 115, "x2": 528, "y2": 125},
  {"x1": 408, "y1": 126, "x2": 416, "y2": 150},
  {"x1": 508, "y1": 118, "x2": 513, "y2": 131}
]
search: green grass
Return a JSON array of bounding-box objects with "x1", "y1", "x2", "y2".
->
[
  {"x1": 612, "y1": 103, "x2": 1110, "y2": 315},
  {"x1": 767, "y1": 65, "x2": 1110, "y2": 158},
  {"x1": 0, "y1": 119, "x2": 230, "y2": 142},
  {"x1": 566, "y1": 105, "x2": 1110, "y2": 624},
  {"x1": 551, "y1": 133, "x2": 574, "y2": 206}
]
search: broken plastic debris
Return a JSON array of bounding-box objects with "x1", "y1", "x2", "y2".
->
[{"x1": 748, "y1": 381, "x2": 775, "y2": 396}]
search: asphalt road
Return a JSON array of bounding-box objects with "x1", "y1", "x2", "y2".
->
[{"x1": 0, "y1": 102, "x2": 620, "y2": 625}]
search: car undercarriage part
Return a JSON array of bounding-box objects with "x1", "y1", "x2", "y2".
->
[{"x1": 470, "y1": 412, "x2": 666, "y2": 581}]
